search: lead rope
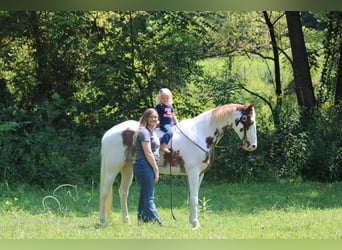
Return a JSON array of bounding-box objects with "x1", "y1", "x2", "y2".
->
[
  {"x1": 175, "y1": 124, "x2": 209, "y2": 156},
  {"x1": 169, "y1": 136, "x2": 177, "y2": 220},
  {"x1": 168, "y1": 124, "x2": 208, "y2": 221},
  {"x1": 168, "y1": 122, "x2": 245, "y2": 221}
]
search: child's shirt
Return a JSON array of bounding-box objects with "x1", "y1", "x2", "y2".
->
[{"x1": 155, "y1": 104, "x2": 174, "y2": 127}]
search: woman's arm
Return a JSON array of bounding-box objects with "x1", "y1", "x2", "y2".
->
[
  {"x1": 172, "y1": 113, "x2": 178, "y2": 125},
  {"x1": 141, "y1": 141, "x2": 160, "y2": 183}
]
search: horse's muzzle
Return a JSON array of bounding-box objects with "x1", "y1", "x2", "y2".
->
[{"x1": 242, "y1": 140, "x2": 257, "y2": 151}]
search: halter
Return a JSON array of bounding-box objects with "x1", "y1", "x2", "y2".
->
[{"x1": 235, "y1": 112, "x2": 253, "y2": 148}]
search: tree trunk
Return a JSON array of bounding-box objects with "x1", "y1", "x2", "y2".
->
[
  {"x1": 263, "y1": 11, "x2": 281, "y2": 97},
  {"x1": 285, "y1": 11, "x2": 316, "y2": 108},
  {"x1": 27, "y1": 11, "x2": 51, "y2": 104},
  {"x1": 335, "y1": 40, "x2": 342, "y2": 106},
  {"x1": 263, "y1": 11, "x2": 282, "y2": 130}
]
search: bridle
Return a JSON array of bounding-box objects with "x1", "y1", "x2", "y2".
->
[
  {"x1": 175, "y1": 112, "x2": 253, "y2": 153},
  {"x1": 235, "y1": 113, "x2": 254, "y2": 148}
]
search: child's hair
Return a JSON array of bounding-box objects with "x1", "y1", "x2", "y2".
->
[{"x1": 156, "y1": 88, "x2": 173, "y2": 105}]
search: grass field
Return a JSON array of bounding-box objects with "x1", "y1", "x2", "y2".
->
[{"x1": 0, "y1": 179, "x2": 341, "y2": 239}]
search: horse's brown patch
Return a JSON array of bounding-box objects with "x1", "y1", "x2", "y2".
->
[
  {"x1": 235, "y1": 104, "x2": 255, "y2": 130},
  {"x1": 206, "y1": 136, "x2": 214, "y2": 149},
  {"x1": 121, "y1": 129, "x2": 136, "y2": 160},
  {"x1": 162, "y1": 150, "x2": 186, "y2": 173},
  {"x1": 201, "y1": 137, "x2": 216, "y2": 174},
  {"x1": 122, "y1": 129, "x2": 135, "y2": 146}
]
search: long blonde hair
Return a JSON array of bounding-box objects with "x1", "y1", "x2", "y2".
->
[
  {"x1": 138, "y1": 108, "x2": 158, "y2": 128},
  {"x1": 155, "y1": 88, "x2": 173, "y2": 105},
  {"x1": 133, "y1": 108, "x2": 158, "y2": 144}
]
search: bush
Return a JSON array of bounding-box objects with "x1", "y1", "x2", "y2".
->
[
  {"x1": 301, "y1": 106, "x2": 342, "y2": 181},
  {"x1": 0, "y1": 107, "x2": 100, "y2": 187}
]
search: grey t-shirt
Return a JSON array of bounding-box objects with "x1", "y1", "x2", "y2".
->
[{"x1": 134, "y1": 127, "x2": 160, "y2": 162}]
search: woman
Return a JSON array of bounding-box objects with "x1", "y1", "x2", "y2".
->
[{"x1": 133, "y1": 108, "x2": 162, "y2": 226}]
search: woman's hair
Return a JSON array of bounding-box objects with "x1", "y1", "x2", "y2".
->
[
  {"x1": 138, "y1": 108, "x2": 158, "y2": 128},
  {"x1": 133, "y1": 108, "x2": 158, "y2": 145},
  {"x1": 155, "y1": 88, "x2": 173, "y2": 105}
]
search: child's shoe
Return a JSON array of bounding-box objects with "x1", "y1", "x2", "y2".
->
[{"x1": 161, "y1": 144, "x2": 171, "y2": 153}]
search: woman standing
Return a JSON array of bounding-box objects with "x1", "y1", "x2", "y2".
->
[{"x1": 133, "y1": 108, "x2": 162, "y2": 226}]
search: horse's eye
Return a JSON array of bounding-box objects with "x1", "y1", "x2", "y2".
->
[{"x1": 241, "y1": 115, "x2": 248, "y2": 122}]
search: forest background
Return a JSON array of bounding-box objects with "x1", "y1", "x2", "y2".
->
[{"x1": 0, "y1": 11, "x2": 341, "y2": 188}]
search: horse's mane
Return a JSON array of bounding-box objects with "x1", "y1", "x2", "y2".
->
[{"x1": 210, "y1": 104, "x2": 242, "y2": 125}]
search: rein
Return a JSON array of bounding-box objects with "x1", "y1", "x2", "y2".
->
[
  {"x1": 168, "y1": 137, "x2": 177, "y2": 221},
  {"x1": 175, "y1": 124, "x2": 209, "y2": 157},
  {"x1": 215, "y1": 143, "x2": 242, "y2": 150},
  {"x1": 175, "y1": 124, "x2": 243, "y2": 152}
]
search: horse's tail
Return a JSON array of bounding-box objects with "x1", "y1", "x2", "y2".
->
[{"x1": 99, "y1": 151, "x2": 112, "y2": 226}]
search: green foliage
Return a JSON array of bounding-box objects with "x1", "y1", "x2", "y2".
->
[
  {"x1": 0, "y1": 11, "x2": 341, "y2": 187},
  {"x1": 301, "y1": 106, "x2": 342, "y2": 181},
  {"x1": 0, "y1": 100, "x2": 100, "y2": 187},
  {"x1": 269, "y1": 105, "x2": 310, "y2": 178}
]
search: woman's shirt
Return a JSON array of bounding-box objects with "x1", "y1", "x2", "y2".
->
[{"x1": 134, "y1": 127, "x2": 160, "y2": 162}]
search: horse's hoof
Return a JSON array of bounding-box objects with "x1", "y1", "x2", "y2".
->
[
  {"x1": 100, "y1": 220, "x2": 107, "y2": 228},
  {"x1": 123, "y1": 217, "x2": 131, "y2": 225},
  {"x1": 192, "y1": 224, "x2": 200, "y2": 231}
]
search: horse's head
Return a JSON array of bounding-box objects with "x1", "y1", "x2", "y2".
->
[{"x1": 233, "y1": 104, "x2": 257, "y2": 151}]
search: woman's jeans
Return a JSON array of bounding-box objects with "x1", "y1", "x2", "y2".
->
[
  {"x1": 160, "y1": 124, "x2": 173, "y2": 145},
  {"x1": 133, "y1": 159, "x2": 160, "y2": 223}
]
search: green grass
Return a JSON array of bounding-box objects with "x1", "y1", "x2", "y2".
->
[{"x1": 0, "y1": 180, "x2": 341, "y2": 239}]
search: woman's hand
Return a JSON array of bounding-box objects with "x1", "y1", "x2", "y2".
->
[
  {"x1": 154, "y1": 168, "x2": 160, "y2": 184},
  {"x1": 142, "y1": 141, "x2": 160, "y2": 184}
]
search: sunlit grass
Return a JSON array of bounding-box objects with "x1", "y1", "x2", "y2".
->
[{"x1": 1, "y1": 181, "x2": 341, "y2": 239}]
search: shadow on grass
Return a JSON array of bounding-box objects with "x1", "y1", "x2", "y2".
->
[{"x1": 152, "y1": 177, "x2": 342, "y2": 214}]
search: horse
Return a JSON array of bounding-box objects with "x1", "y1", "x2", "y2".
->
[{"x1": 99, "y1": 103, "x2": 257, "y2": 230}]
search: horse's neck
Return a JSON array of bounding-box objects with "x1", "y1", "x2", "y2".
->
[{"x1": 192, "y1": 109, "x2": 233, "y2": 138}]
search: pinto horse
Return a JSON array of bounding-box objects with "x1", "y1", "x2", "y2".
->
[{"x1": 99, "y1": 103, "x2": 257, "y2": 229}]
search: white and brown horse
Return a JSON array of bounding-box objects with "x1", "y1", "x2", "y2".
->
[{"x1": 99, "y1": 104, "x2": 257, "y2": 229}]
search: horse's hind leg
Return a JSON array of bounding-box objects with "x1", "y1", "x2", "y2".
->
[
  {"x1": 99, "y1": 161, "x2": 116, "y2": 227},
  {"x1": 119, "y1": 160, "x2": 133, "y2": 224}
]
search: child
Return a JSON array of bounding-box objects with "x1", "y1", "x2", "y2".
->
[{"x1": 155, "y1": 88, "x2": 178, "y2": 153}]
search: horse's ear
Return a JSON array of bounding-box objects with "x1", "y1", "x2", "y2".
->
[{"x1": 246, "y1": 102, "x2": 255, "y2": 115}]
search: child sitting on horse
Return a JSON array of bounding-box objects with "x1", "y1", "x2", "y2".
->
[{"x1": 155, "y1": 88, "x2": 178, "y2": 153}]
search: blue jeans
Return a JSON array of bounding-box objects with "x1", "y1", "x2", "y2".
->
[
  {"x1": 133, "y1": 159, "x2": 160, "y2": 224},
  {"x1": 160, "y1": 124, "x2": 173, "y2": 145}
]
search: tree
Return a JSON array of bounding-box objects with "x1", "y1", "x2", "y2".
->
[
  {"x1": 262, "y1": 11, "x2": 285, "y2": 130},
  {"x1": 285, "y1": 11, "x2": 316, "y2": 108},
  {"x1": 336, "y1": 40, "x2": 342, "y2": 106},
  {"x1": 318, "y1": 11, "x2": 342, "y2": 107}
]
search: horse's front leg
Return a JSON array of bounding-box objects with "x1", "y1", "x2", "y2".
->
[
  {"x1": 119, "y1": 160, "x2": 133, "y2": 224},
  {"x1": 187, "y1": 170, "x2": 202, "y2": 230}
]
